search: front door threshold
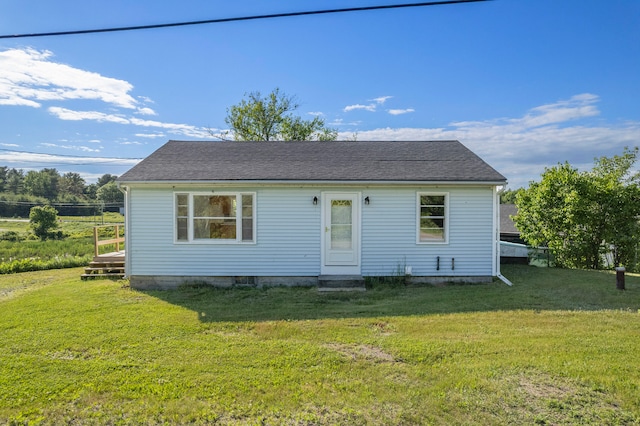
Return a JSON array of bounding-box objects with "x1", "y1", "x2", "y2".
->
[{"x1": 317, "y1": 275, "x2": 366, "y2": 292}]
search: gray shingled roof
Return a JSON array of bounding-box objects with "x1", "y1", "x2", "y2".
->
[
  {"x1": 118, "y1": 140, "x2": 506, "y2": 183},
  {"x1": 500, "y1": 204, "x2": 520, "y2": 235}
]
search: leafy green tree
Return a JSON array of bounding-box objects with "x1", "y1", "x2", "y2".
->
[
  {"x1": 499, "y1": 187, "x2": 525, "y2": 204},
  {"x1": 6, "y1": 168, "x2": 24, "y2": 194},
  {"x1": 515, "y1": 148, "x2": 640, "y2": 270},
  {"x1": 591, "y1": 148, "x2": 640, "y2": 269},
  {"x1": 23, "y1": 168, "x2": 59, "y2": 200},
  {"x1": 84, "y1": 183, "x2": 98, "y2": 200},
  {"x1": 0, "y1": 166, "x2": 8, "y2": 192},
  {"x1": 96, "y1": 174, "x2": 117, "y2": 188},
  {"x1": 224, "y1": 88, "x2": 337, "y2": 141},
  {"x1": 59, "y1": 172, "x2": 86, "y2": 198},
  {"x1": 29, "y1": 205, "x2": 60, "y2": 241},
  {"x1": 96, "y1": 181, "x2": 124, "y2": 205}
]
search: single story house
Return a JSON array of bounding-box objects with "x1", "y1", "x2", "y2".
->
[{"x1": 117, "y1": 140, "x2": 509, "y2": 289}]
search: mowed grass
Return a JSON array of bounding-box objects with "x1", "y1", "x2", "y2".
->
[{"x1": 0, "y1": 266, "x2": 639, "y2": 425}]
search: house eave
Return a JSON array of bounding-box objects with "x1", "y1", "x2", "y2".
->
[{"x1": 118, "y1": 179, "x2": 507, "y2": 188}]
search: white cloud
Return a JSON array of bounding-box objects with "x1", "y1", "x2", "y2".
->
[
  {"x1": 135, "y1": 133, "x2": 165, "y2": 139},
  {"x1": 0, "y1": 150, "x2": 140, "y2": 167},
  {"x1": 0, "y1": 48, "x2": 234, "y2": 142},
  {"x1": 344, "y1": 103, "x2": 376, "y2": 112},
  {"x1": 371, "y1": 96, "x2": 392, "y2": 104},
  {"x1": 344, "y1": 96, "x2": 396, "y2": 113},
  {"x1": 307, "y1": 111, "x2": 324, "y2": 116},
  {"x1": 338, "y1": 94, "x2": 640, "y2": 188},
  {"x1": 128, "y1": 117, "x2": 212, "y2": 138},
  {"x1": 452, "y1": 94, "x2": 600, "y2": 130},
  {"x1": 0, "y1": 142, "x2": 20, "y2": 147},
  {"x1": 331, "y1": 118, "x2": 361, "y2": 126},
  {"x1": 136, "y1": 107, "x2": 157, "y2": 116},
  {"x1": 41, "y1": 142, "x2": 102, "y2": 153},
  {"x1": 48, "y1": 107, "x2": 130, "y2": 124},
  {"x1": 0, "y1": 48, "x2": 139, "y2": 109},
  {"x1": 48, "y1": 106, "x2": 216, "y2": 139},
  {"x1": 388, "y1": 108, "x2": 415, "y2": 115}
]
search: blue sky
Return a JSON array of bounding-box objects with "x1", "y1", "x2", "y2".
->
[{"x1": 0, "y1": 0, "x2": 638, "y2": 188}]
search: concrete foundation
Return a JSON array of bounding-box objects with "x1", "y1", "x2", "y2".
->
[
  {"x1": 407, "y1": 275, "x2": 493, "y2": 285},
  {"x1": 129, "y1": 274, "x2": 494, "y2": 290},
  {"x1": 129, "y1": 275, "x2": 318, "y2": 290}
]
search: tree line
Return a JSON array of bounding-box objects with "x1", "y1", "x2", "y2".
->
[{"x1": 0, "y1": 167, "x2": 123, "y2": 217}]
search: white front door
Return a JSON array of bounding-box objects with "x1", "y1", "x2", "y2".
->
[{"x1": 321, "y1": 192, "x2": 360, "y2": 275}]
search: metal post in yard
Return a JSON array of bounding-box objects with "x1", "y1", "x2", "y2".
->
[{"x1": 616, "y1": 267, "x2": 626, "y2": 290}]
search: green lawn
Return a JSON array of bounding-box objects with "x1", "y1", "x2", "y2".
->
[{"x1": 1, "y1": 265, "x2": 639, "y2": 425}]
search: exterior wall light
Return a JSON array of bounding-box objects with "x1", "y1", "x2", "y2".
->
[
  {"x1": 313, "y1": 196, "x2": 318, "y2": 205},
  {"x1": 364, "y1": 196, "x2": 370, "y2": 205}
]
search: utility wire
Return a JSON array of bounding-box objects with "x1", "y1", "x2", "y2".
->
[
  {"x1": 0, "y1": 200, "x2": 123, "y2": 207},
  {"x1": 0, "y1": 148, "x2": 142, "y2": 163},
  {"x1": 0, "y1": 0, "x2": 490, "y2": 39}
]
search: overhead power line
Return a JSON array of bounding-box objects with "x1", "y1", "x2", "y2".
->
[
  {"x1": 0, "y1": 0, "x2": 490, "y2": 39},
  {"x1": 0, "y1": 148, "x2": 142, "y2": 164},
  {"x1": 0, "y1": 199, "x2": 123, "y2": 207}
]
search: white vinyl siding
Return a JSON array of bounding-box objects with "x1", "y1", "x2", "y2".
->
[
  {"x1": 361, "y1": 186, "x2": 495, "y2": 277},
  {"x1": 126, "y1": 185, "x2": 497, "y2": 278},
  {"x1": 128, "y1": 186, "x2": 321, "y2": 276}
]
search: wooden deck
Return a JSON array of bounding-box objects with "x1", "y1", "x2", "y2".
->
[
  {"x1": 81, "y1": 251, "x2": 125, "y2": 280},
  {"x1": 82, "y1": 224, "x2": 126, "y2": 280}
]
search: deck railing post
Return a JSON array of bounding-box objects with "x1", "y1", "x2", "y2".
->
[
  {"x1": 115, "y1": 225, "x2": 120, "y2": 252},
  {"x1": 92, "y1": 224, "x2": 125, "y2": 259},
  {"x1": 93, "y1": 227, "x2": 99, "y2": 257}
]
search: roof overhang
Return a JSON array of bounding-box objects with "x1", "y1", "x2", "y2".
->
[{"x1": 118, "y1": 179, "x2": 507, "y2": 188}]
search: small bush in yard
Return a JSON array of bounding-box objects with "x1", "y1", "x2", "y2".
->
[
  {"x1": 29, "y1": 205, "x2": 60, "y2": 241},
  {"x1": 0, "y1": 231, "x2": 23, "y2": 242}
]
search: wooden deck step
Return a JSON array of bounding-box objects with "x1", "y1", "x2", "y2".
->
[
  {"x1": 86, "y1": 262, "x2": 124, "y2": 268},
  {"x1": 81, "y1": 273, "x2": 125, "y2": 280},
  {"x1": 81, "y1": 255, "x2": 125, "y2": 280},
  {"x1": 83, "y1": 267, "x2": 125, "y2": 273}
]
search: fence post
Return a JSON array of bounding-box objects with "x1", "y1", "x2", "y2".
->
[
  {"x1": 115, "y1": 225, "x2": 120, "y2": 252},
  {"x1": 616, "y1": 267, "x2": 625, "y2": 290}
]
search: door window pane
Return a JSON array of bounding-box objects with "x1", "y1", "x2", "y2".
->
[
  {"x1": 331, "y1": 200, "x2": 352, "y2": 224},
  {"x1": 331, "y1": 225, "x2": 352, "y2": 249},
  {"x1": 331, "y1": 199, "x2": 352, "y2": 249}
]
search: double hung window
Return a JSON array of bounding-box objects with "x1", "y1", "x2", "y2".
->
[
  {"x1": 175, "y1": 192, "x2": 255, "y2": 243},
  {"x1": 417, "y1": 193, "x2": 448, "y2": 243}
]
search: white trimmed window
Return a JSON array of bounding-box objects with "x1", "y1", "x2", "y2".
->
[
  {"x1": 417, "y1": 193, "x2": 448, "y2": 243},
  {"x1": 175, "y1": 192, "x2": 255, "y2": 243}
]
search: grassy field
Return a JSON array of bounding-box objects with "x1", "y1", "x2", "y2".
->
[
  {"x1": 0, "y1": 265, "x2": 639, "y2": 425},
  {"x1": 0, "y1": 214, "x2": 124, "y2": 274}
]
